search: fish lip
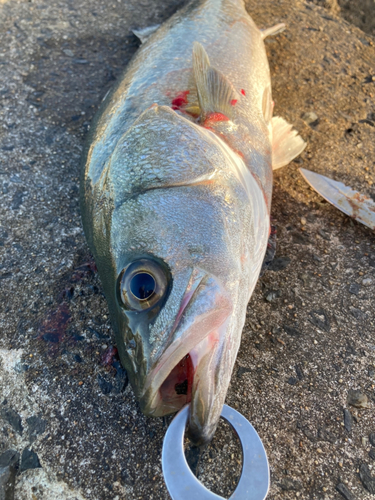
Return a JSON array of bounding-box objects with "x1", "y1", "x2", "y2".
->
[
  {"x1": 139, "y1": 270, "x2": 233, "y2": 418},
  {"x1": 139, "y1": 270, "x2": 205, "y2": 413}
]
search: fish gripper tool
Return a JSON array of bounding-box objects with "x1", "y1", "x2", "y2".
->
[{"x1": 162, "y1": 404, "x2": 269, "y2": 499}]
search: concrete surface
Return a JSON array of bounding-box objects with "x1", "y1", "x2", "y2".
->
[{"x1": 0, "y1": 0, "x2": 375, "y2": 499}]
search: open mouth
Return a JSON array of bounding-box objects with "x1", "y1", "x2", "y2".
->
[
  {"x1": 140, "y1": 313, "x2": 230, "y2": 418},
  {"x1": 141, "y1": 335, "x2": 204, "y2": 417},
  {"x1": 158, "y1": 352, "x2": 195, "y2": 411},
  {"x1": 139, "y1": 269, "x2": 233, "y2": 423}
]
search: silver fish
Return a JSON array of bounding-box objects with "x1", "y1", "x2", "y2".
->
[{"x1": 80, "y1": 0, "x2": 306, "y2": 444}]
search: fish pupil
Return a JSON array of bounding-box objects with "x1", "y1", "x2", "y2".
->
[{"x1": 130, "y1": 272, "x2": 156, "y2": 300}]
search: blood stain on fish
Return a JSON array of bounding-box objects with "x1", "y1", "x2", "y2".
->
[
  {"x1": 171, "y1": 90, "x2": 190, "y2": 110},
  {"x1": 203, "y1": 112, "x2": 229, "y2": 128}
]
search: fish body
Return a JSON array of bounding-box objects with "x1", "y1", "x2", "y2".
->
[{"x1": 81, "y1": 0, "x2": 305, "y2": 444}]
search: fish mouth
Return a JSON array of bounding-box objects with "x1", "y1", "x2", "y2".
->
[{"x1": 139, "y1": 269, "x2": 233, "y2": 444}]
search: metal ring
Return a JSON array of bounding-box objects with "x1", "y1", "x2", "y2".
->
[{"x1": 162, "y1": 404, "x2": 269, "y2": 499}]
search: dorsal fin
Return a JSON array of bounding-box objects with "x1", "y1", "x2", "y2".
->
[
  {"x1": 192, "y1": 42, "x2": 237, "y2": 121},
  {"x1": 132, "y1": 24, "x2": 160, "y2": 44}
]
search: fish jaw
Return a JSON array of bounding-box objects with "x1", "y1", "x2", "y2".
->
[
  {"x1": 187, "y1": 316, "x2": 232, "y2": 445},
  {"x1": 137, "y1": 269, "x2": 234, "y2": 443}
]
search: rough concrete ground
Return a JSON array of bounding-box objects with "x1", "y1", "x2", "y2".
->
[
  {"x1": 0, "y1": 0, "x2": 375, "y2": 499},
  {"x1": 309, "y1": 0, "x2": 375, "y2": 37}
]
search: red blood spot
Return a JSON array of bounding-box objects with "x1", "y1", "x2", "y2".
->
[
  {"x1": 39, "y1": 303, "x2": 71, "y2": 343},
  {"x1": 101, "y1": 346, "x2": 118, "y2": 367},
  {"x1": 203, "y1": 112, "x2": 229, "y2": 128},
  {"x1": 230, "y1": 99, "x2": 238, "y2": 106},
  {"x1": 240, "y1": 89, "x2": 246, "y2": 96},
  {"x1": 171, "y1": 90, "x2": 190, "y2": 110},
  {"x1": 207, "y1": 112, "x2": 229, "y2": 122}
]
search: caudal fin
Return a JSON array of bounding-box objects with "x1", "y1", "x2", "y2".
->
[{"x1": 272, "y1": 116, "x2": 306, "y2": 170}]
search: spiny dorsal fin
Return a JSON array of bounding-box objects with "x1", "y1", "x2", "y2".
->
[
  {"x1": 192, "y1": 42, "x2": 237, "y2": 121},
  {"x1": 272, "y1": 116, "x2": 306, "y2": 169}
]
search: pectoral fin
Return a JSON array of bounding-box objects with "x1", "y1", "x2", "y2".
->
[
  {"x1": 272, "y1": 116, "x2": 306, "y2": 170},
  {"x1": 192, "y1": 42, "x2": 238, "y2": 121}
]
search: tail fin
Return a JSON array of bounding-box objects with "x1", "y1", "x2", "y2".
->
[{"x1": 272, "y1": 116, "x2": 306, "y2": 170}]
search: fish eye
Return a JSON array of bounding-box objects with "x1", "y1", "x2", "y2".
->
[
  {"x1": 117, "y1": 259, "x2": 170, "y2": 311},
  {"x1": 130, "y1": 272, "x2": 156, "y2": 301}
]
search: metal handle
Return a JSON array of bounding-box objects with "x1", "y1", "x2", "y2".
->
[{"x1": 162, "y1": 404, "x2": 269, "y2": 499}]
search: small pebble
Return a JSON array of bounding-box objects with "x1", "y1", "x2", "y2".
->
[
  {"x1": 359, "y1": 463, "x2": 375, "y2": 494},
  {"x1": 343, "y1": 408, "x2": 353, "y2": 432},
  {"x1": 347, "y1": 389, "x2": 369, "y2": 408},
  {"x1": 348, "y1": 283, "x2": 360, "y2": 295},
  {"x1": 362, "y1": 278, "x2": 373, "y2": 286},
  {"x1": 266, "y1": 290, "x2": 281, "y2": 302},
  {"x1": 20, "y1": 449, "x2": 41, "y2": 472},
  {"x1": 62, "y1": 48, "x2": 74, "y2": 57},
  {"x1": 336, "y1": 482, "x2": 355, "y2": 500},
  {"x1": 0, "y1": 466, "x2": 16, "y2": 500},
  {"x1": 0, "y1": 450, "x2": 20, "y2": 469},
  {"x1": 302, "y1": 111, "x2": 318, "y2": 124}
]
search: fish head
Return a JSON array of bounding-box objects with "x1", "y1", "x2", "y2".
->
[{"x1": 95, "y1": 104, "x2": 269, "y2": 444}]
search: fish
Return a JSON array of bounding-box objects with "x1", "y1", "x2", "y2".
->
[{"x1": 80, "y1": 0, "x2": 306, "y2": 445}]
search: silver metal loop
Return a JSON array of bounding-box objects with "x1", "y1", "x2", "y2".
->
[{"x1": 162, "y1": 404, "x2": 269, "y2": 499}]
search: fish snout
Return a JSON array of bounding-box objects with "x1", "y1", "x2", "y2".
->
[{"x1": 139, "y1": 270, "x2": 234, "y2": 441}]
